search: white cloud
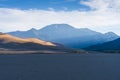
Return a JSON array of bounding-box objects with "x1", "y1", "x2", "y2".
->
[
  {"x1": 80, "y1": 0, "x2": 120, "y2": 12},
  {"x1": 0, "y1": 0, "x2": 120, "y2": 35},
  {"x1": 48, "y1": 7, "x2": 55, "y2": 11}
]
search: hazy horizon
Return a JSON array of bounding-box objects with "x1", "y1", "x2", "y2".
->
[
  {"x1": 2, "y1": 24, "x2": 119, "y2": 36},
  {"x1": 0, "y1": 0, "x2": 120, "y2": 35}
]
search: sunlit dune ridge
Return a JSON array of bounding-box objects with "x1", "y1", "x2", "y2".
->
[{"x1": 0, "y1": 34, "x2": 56, "y2": 46}]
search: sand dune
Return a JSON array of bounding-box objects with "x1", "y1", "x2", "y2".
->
[
  {"x1": 25, "y1": 38, "x2": 56, "y2": 46},
  {"x1": 0, "y1": 33, "x2": 87, "y2": 54},
  {"x1": 0, "y1": 34, "x2": 56, "y2": 46}
]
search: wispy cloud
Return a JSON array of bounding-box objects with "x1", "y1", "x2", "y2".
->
[
  {"x1": 0, "y1": 0, "x2": 120, "y2": 35},
  {"x1": 80, "y1": 0, "x2": 120, "y2": 12}
]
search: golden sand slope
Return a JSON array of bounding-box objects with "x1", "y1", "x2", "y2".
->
[{"x1": 0, "y1": 34, "x2": 56, "y2": 46}]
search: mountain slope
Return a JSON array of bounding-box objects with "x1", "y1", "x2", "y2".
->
[
  {"x1": 8, "y1": 24, "x2": 119, "y2": 49},
  {"x1": 8, "y1": 28, "x2": 39, "y2": 38},
  {"x1": 84, "y1": 38, "x2": 120, "y2": 52},
  {"x1": 0, "y1": 33, "x2": 56, "y2": 46},
  {"x1": 0, "y1": 33, "x2": 73, "y2": 53}
]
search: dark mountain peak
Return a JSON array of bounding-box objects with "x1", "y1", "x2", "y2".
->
[
  {"x1": 29, "y1": 28, "x2": 37, "y2": 32},
  {"x1": 103, "y1": 32, "x2": 119, "y2": 42},
  {"x1": 40, "y1": 24, "x2": 75, "y2": 31},
  {"x1": 104, "y1": 32, "x2": 119, "y2": 40},
  {"x1": 104, "y1": 32, "x2": 118, "y2": 36},
  {"x1": 48, "y1": 24, "x2": 74, "y2": 27}
]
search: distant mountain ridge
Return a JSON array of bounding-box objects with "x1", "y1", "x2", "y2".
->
[
  {"x1": 8, "y1": 24, "x2": 119, "y2": 49},
  {"x1": 84, "y1": 38, "x2": 120, "y2": 53}
]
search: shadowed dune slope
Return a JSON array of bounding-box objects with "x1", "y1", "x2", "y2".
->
[
  {"x1": 0, "y1": 33, "x2": 87, "y2": 54},
  {"x1": 0, "y1": 33, "x2": 77, "y2": 54}
]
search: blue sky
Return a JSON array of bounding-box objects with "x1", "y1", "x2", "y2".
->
[
  {"x1": 0, "y1": 0, "x2": 90, "y2": 11},
  {"x1": 0, "y1": 0, "x2": 120, "y2": 35}
]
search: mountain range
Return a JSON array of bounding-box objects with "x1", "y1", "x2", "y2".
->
[
  {"x1": 8, "y1": 24, "x2": 119, "y2": 49},
  {"x1": 0, "y1": 33, "x2": 77, "y2": 54},
  {"x1": 84, "y1": 38, "x2": 120, "y2": 53}
]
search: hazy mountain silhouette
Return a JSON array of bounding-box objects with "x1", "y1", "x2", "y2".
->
[
  {"x1": 84, "y1": 38, "x2": 120, "y2": 52},
  {"x1": 8, "y1": 24, "x2": 119, "y2": 49}
]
